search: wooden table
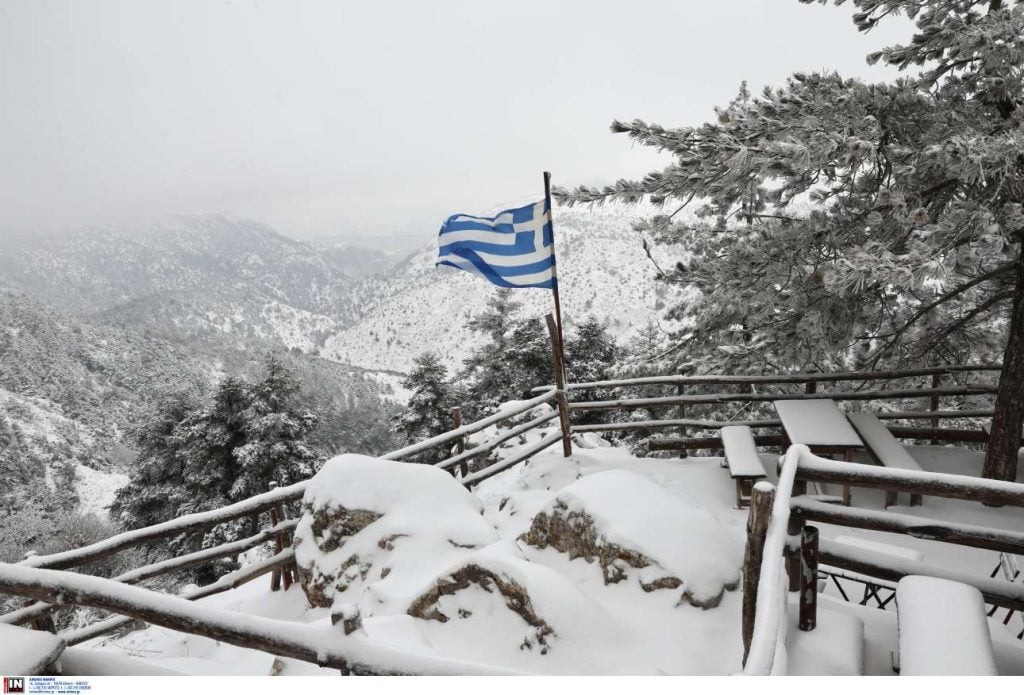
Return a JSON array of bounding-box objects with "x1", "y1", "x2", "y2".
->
[{"x1": 774, "y1": 399, "x2": 865, "y2": 505}]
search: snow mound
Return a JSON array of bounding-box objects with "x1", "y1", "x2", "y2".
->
[
  {"x1": 407, "y1": 552, "x2": 610, "y2": 655},
  {"x1": 293, "y1": 454, "x2": 498, "y2": 614},
  {"x1": 519, "y1": 469, "x2": 743, "y2": 608}
]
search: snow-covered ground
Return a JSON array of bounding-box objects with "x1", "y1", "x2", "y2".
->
[{"x1": 72, "y1": 418, "x2": 1024, "y2": 675}]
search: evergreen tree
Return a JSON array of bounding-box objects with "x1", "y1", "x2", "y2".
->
[
  {"x1": 233, "y1": 356, "x2": 318, "y2": 500},
  {"x1": 394, "y1": 353, "x2": 457, "y2": 464},
  {"x1": 111, "y1": 355, "x2": 319, "y2": 580},
  {"x1": 557, "y1": 0, "x2": 1024, "y2": 480}
]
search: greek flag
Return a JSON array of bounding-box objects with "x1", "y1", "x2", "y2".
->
[{"x1": 436, "y1": 199, "x2": 556, "y2": 289}]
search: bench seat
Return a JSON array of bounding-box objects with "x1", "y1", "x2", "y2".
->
[
  {"x1": 896, "y1": 575, "x2": 997, "y2": 675},
  {"x1": 847, "y1": 412, "x2": 923, "y2": 507},
  {"x1": 720, "y1": 425, "x2": 767, "y2": 508}
]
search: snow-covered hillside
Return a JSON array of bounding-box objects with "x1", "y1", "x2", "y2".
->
[{"x1": 324, "y1": 203, "x2": 688, "y2": 373}]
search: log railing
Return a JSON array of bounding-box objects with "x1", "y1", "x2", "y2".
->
[
  {"x1": 0, "y1": 364, "x2": 1011, "y2": 674},
  {"x1": 0, "y1": 385, "x2": 570, "y2": 660},
  {"x1": 549, "y1": 364, "x2": 1002, "y2": 450},
  {"x1": 742, "y1": 444, "x2": 1024, "y2": 675}
]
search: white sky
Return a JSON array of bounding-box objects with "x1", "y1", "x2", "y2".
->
[{"x1": 0, "y1": 0, "x2": 912, "y2": 247}]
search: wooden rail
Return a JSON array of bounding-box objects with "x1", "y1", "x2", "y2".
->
[
  {"x1": 533, "y1": 364, "x2": 1002, "y2": 392},
  {"x1": 568, "y1": 384, "x2": 998, "y2": 413},
  {"x1": 0, "y1": 387, "x2": 569, "y2": 648},
  {"x1": 0, "y1": 563, "x2": 522, "y2": 675},
  {"x1": 744, "y1": 444, "x2": 1024, "y2": 675}
]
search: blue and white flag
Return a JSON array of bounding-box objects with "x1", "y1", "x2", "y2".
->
[{"x1": 436, "y1": 199, "x2": 556, "y2": 289}]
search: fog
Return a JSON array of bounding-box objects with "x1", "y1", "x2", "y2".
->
[{"x1": 0, "y1": 0, "x2": 911, "y2": 248}]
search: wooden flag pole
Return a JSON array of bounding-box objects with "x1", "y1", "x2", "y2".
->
[{"x1": 543, "y1": 171, "x2": 572, "y2": 457}]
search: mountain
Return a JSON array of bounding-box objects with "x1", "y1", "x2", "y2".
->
[
  {"x1": 0, "y1": 214, "x2": 361, "y2": 352},
  {"x1": 0, "y1": 292, "x2": 400, "y2": 526},
  {"x1": 322, "y1": 203, "x2": 688, "y2": 373}
]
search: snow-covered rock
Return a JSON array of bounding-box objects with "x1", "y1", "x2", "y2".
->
[
  {"x1": 519, "y1": 469, "x2": 743, "y2": 608},
  {"x1": 292, "y1": 454, "x2": 498, "y2": 614}
]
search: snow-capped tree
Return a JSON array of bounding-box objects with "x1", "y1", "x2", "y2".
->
[
  {"x1": 394, "y1": 353, "x2": 458, "y2": 464},
  {"x1": 112, "y1": 356, "x2": 319, "y2": 580},
  {"x1": 556, "y1": 0, "x2": 1024, "y2": 480}
]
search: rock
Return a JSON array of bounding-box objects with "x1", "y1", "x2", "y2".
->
[
  {"x1": 292, "y1": 454, "x2": 498, "y2": 613},
  {"x1": 518, "y1": 470, "x2": 743, "y2": 608}
]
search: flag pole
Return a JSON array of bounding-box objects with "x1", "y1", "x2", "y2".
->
[
  {"x1": 543, "y1": 171, "x2": 572, "y2": 457},
  {"x1": 543, "y1": 171, "x2": 568, "y2": 376}
]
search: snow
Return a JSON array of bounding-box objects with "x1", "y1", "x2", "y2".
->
[
  {"x1": 720, "y1": 425, "x2": 767, "y2": 478},
  {"x1": 0, "y1": 562, "x2": 522, "y2": 675},
  {"x1": 73, "y1": 464, "x2": 129, "y2": 517},
  {"x1": 0, "y1": 623, "x2": 65, "y2": 674},
  {"x1": 896, "y1": 576, "x2": 997, "y2": 675},
  {"x1": 774, "y1": 399, "x2": 863, "y2": 447},
  {"x1": 834, "y1": 535, "x2": 924, "y2": 563},
  {"x1": 23, "y1": 427, "x2": 1024, "y2": 676},
  {"x1": 528, "y1": 469, "x2": 743, "y2": 605},
  {"x1": 293, "y1": 454, "x2": 499, "y2": 615}
]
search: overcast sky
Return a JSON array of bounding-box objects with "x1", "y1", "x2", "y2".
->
[{"x1": 0, "y1": 0, "x2": 912, "y2": 247}]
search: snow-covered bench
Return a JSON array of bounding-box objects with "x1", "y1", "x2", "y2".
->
[
  {"x1": 719, "y1": 425, "x2": 767, "y2": 509},
  {"x1": 895, "y1": 575, "x2": 997, "y2": 676},
  {"x1": 846, "y1": 412, "x2": 923, "y2": 507},
  {"x1": 0, "y1": 624, "x2": 65, "y2": 675}
]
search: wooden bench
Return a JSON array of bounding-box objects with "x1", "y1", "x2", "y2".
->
[
  {"x1": 895, "y1": 575, "x2": 997, "y2": 675},
  {"x1": 720, "y1": 425, "x2": 767, "y2": 509},
  {"x1": 847, "y1": 412, "x2": 923, "y2": 508}
]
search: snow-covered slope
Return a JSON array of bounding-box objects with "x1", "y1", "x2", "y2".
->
[{"x1": 323, "y1": 203, "x2": 687, "y2": 372}]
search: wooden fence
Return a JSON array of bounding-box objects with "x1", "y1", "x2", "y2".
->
[
  {"x1": 0, "y1": 362, "x2": 1012, "y2": 675},
  {"x1": 0, "y1": 386, "x2": 571, "y2": 673}
]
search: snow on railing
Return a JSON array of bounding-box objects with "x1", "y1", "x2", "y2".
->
[
  {"x1": 381, "y1": 388, "x2": 558, "y2": 462},
  {"x1": 742, "y1": 444, "x2": 807, "y2": 675},
  {"x1": 0, "y1": 563, "x2": 525, "y2": 675},
  {"x1": 531, "y1": 364, "x2": 1002, "y2": 393}
]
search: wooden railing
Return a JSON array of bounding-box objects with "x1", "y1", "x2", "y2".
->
[
  {"x1": 741, "y1": 445, "x2": 1024, "y2": 676},
  {"x1": 538, "y1": 364, "x2": 1003, "y2": 451},
  {"x1": 0, "y1": 386, "x2": 570, "y2": 673},
  {"x1": 0, "y1": 363, "x2": 1012, "y2": 675}
]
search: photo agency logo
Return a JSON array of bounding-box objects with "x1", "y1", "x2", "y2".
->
[{"x1": 2, "y1": 677, "x2": 24, "y2": 694}]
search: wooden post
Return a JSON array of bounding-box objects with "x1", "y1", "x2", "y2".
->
[
  {"x1": 799, "y1": 525, "x2": 819, "y2": 631},
  {"x1": 786, "y1": 513, "x2": 804, "y2": 592},
  {"x1": 930, "y1": 372, "x2": 941, "y2": 445},
  {"x1": 676, "y1": 384, "x2": 688, "y2": 458},
  {"x1": 267, "y1": 482, "x2": 292, "y2": 592},
  {"x1": 545, "y1": 313, "x2": 573, "y2": 457},
  {"x1": 23, "y1": 551, "x2": 57, "y2": 633},
  {"x1": 742, "y1": 482, "x2": 775, "y2": 666},
  {"x1": 805, "y1": 381, "x2": 817, "y2": 395},
  {"x1": 452, "y1": 406, "x2": 468, "y2": 477}
]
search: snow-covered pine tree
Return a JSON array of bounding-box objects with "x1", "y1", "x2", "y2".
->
[
  {"x1": 556, "y1": 0, "x2": 1024, "y2": 480},
  {"x1": 395, "y1": 353, "x2": 458, "y2": 464},
  {"x1": 112, "y1": 357, "x2": 320, "y2": 581},
  {"x1": 564, "y1": 318, "x2": 620, "y2": 426},
  {"x1": 233, "y1": 355, "x2": 318, "y2": 500}
]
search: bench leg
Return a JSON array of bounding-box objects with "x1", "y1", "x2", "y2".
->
[
  {"x1": 842, "y1": 449, "x2": 853, "y2": 506},
  {"x1": 884, "y1": 490, "x2": 898, "y2": 509},
  {"x1": 910, "y1": 493, "x2": 923, "y2": 507}
]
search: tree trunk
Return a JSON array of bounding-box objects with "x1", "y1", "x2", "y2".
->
[{"x1": 983, "y1": 249, "x2": 1024, "y2": 481}]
